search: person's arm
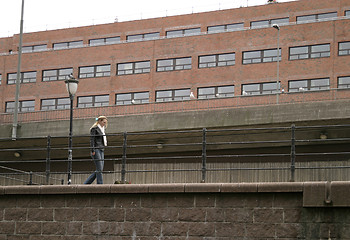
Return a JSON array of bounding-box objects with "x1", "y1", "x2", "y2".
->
[{"x1": 90, "y1": 128, "x2": 96, "y2": 155}]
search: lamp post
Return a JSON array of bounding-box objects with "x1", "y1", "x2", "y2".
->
[
  {"x1": 272, "y1": 23, "x2": 280, "y2": 104},
  {"x1": 12, "y1": 0, "x2": 25, "y2": 140},
  {"x1": 65, "y1": 74, "x2": 79, "y2": 185}
]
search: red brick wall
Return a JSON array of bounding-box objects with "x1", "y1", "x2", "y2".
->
[
  {"x1": 0, "y1": 0, "x2": 350, "y2": 116},
  {"x1": 0, "y1": 183, "x2": 350, "y2": 239}
]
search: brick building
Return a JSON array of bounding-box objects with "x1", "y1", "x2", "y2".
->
[{"x1": 0, "y1": 0, "x2": 350, "y2": 185}]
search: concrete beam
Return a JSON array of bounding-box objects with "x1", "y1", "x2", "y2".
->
[{"x1": 1, "y1": 100, "x2": 350, "y2": 138}]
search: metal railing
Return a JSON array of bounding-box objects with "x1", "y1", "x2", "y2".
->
[{"x1": 0, "y1": 123, "x2": 350, "y2": 185}]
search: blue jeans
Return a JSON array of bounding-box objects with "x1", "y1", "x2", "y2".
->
[{"x1": 84, "y1": 149, "x2": 104, "y2": 184}]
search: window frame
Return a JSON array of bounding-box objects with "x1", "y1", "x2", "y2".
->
[
  {"x1": 242, "y1": 82, "x2": 280, "y2": 96},
  {"x1": 77, "y1": 95, "x2": 110, "y2": 108},
  {"x1": 339, "y1": 41, "x2": 350, "y2": 56},
  {"x1": 198, "y1": 85, "x2": 235, "y2": 99},
  {"x1": 207, "y1": 23, "x2": 244, "y2": 34},
  {"x1": 338, "y1": 76, "x2": 350, "y2": 89},
  {"x1": 79, "y1": 64, "x2": 111, "y2": 78},
  {"x1": 7, "y1": 71, "x2": 37, "y2": 85},
  {"x1": 117, "y1": 61, "x2": 151, "y2": 75},
  {"x1": 41, "y1": 97, "x2": 71, "y2": 110},
  {"x1": 5, "y1": 100, "x2": 35, "y2": 113},
  {"x1": 288, "y1": 78, "x2": 330, "y2": 92},
  {"x1": 116, "y1": 91, "x2": 150, "y2": 105},
  {"x1": 250, "y1": 17, "x2": 289, "y2": 29},
  {"x1": 53, "y1": 41, "x2": 83, "y2": 50},
  {"x1": 289, "y1": 43, "x2": 330, "y2": 60},
  {"x1": 89, "y1": 36, "x2": 121, "y2": 46},
  {"x1": 42, "y1": 68, "x2": 73, "y2": 82},
  {"x1": 22, "y1": 44, "x2": 47, "y2": 53},
  {"x1": 198, "y1": 52, "x2": 235, "y2": 68},
  {"x1": 242, "y1": 48, "x2": 281, "y2": 65},
  {"x1": 166, "y1": 28, "x2": 201, "y2": 38},
  {"x1": 156, "y1": 88, "x2": 191, "y2": 102},
  {"x1": 157, "y1": 57, "x2": 192, "y2": 72},
  {"x1": 126, "y1": 32, "x2": 160, "y2": 42},
  {"x1": 296, "y1": 12, "x2": 338, "y2": 23}
]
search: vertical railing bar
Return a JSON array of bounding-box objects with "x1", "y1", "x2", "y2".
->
[
  {"x1": 28, "y1": 171, "x2": 33, "y2": 185},
  {"x1": 45, "y1": 135, "x2": 51, "y2": 185},
  {"x1": 121, "y1": 132, "x2": 127, "y2": 183},
  {"x1": 290, "y1": 124, "x2": 296, "y2": 182},
  {"x1": 201, "y1": 128, "x2": 207, "y2": 183}
]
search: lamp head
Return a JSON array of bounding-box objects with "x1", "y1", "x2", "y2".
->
[
  {"x1": 65, "y1": 76, "x2": 79, "y2": 96},
  {"x1": 272, "y1": 24, "x2": 280, "y2": 30}
]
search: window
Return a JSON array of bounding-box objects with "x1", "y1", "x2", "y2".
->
[
  {"x1": 0, "y1": 74, "x2": 1, "y2": 85},
  {"x1": 289, "y1": 44, "x2": 330, "y2": 60},
  {"x1": 116, "y1": 92, "x2": 149, "y2": 105},
  {"x1": 53, "y1": 41, "x2": 83, "y2": 50},
  {"x1": 43, "y1": 68, "x2": 73, "y2": 81},
  {"x1": 126, "y1": 32, "x2": 160, "y2": 42},
  {"x1": 338, "y1": 76, "x2": 350, "y2": 89},
  {"x1": 22, "y1": 44, "x2": 47, "y2": 53},
  {"x1": 41, "y1": 98, "x2": 70, "y2": 110},
  {"x1": 7, "y1": 71, "x2": 37, "y2": 85},
  {"x1": 288, "y1": 78, "x2": 330, "y2": 92},
  {"x1": 207, "y1": 23, "x2": 244, "y2": 33},
  {"x1": 157, "y1": 57, "x2": 191, "y2": 72},
  {"x1": 296, "y1": 12, "x2": 337, "y2": 23},
  {"x1": 198, "y1": 85, "x2": 235, "y2": 99},
  {"x1": 5, "y1": 100, "x2": 35, "y2": 113},
  {"x1": 156, "y1": 88, "x2": 191, "y2": 102},
  {"x1": 166, "y1": 28, "x2": 201, "y2": 38},
  {"x1": 251, "y1": 18, "x2": 289, "y2": 29},
  {"x1": 79, "y1": 65, "x2": 111, "y2": 78},
  {"x1": 346, "y1": 10, "x2": 350, "y2": 17},
  {"x1": 242, "y1": 82, "x2": 280, "y2": 95},
  {"x1": 199, "y1": 53, "x2": 235, "y2": 68},
  {"x1": 243, "y1": 49, "x2": 281, "y2": 64},
  {"x1": 117, "y1": 61, "x2": 151, "y2": 75},
  {"x1": 339, "y1": 42, "x2": 350, "y2": 56},
  {"x1": 89, "y1": 36, "x2": 120, "y2": 46},
  {"x1": 77, "y1": 95, "x2": 109, "y2": 108}
]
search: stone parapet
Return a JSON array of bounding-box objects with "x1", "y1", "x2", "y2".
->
[{"x1": 1, "y1": 181, "x2": 349, "y2": 207}]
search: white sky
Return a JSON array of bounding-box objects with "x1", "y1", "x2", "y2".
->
[{"x1": 0, "y1": 0, "x2": 296, "y2": 37}]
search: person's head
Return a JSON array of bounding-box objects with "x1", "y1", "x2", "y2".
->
[{"x1": 91, "y1": 116, "x2": 108, "y2": 129}]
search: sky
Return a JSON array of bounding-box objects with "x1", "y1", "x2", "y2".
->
[{"x1": 0, "y1": 0, "x2": 297, "y2": 37}]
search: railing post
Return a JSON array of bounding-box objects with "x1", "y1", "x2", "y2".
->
[
  {"x1": 290, "y1": 124, "x2": 296, "y2": 182},
  {"x1": 201, "y1": 128, "x2": 207, "y2": 183},
  {"x1": 46, "y1": 135, "x2": 51, "y2": 185},
  {"x1": 28, "y1": 171, "x2": 33, "y2": 185},
  {"x1": 121, "y1": 132, "x2": 127, "y2": 183}
]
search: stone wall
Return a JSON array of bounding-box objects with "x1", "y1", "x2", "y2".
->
[{"x1": 0, "y1": 182, "x2": 349, "y2": 239}]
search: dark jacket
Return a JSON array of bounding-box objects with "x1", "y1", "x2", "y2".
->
[{"x1": 90, "y1": 126, "x2": 105, "y2": 153}]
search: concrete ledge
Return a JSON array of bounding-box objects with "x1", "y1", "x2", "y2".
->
[
  {"x1": 185, "y1": 183, "x2": 221, "y2": 193},
  {"x1": 258, "y1": 182, "x2": 304, "y2": 192},
  {"x1": 148, "y1": 183, "x2": 185, "y2": 193},
  {"x1": 2, "y1": 181, "x2": 349, "y2": 208},
  {"x1": 221, "y1": 183, "x2": 258, "y2": 192},
  {"x1": 303, "y1": 181, "x2": 350, "y2": 207}
]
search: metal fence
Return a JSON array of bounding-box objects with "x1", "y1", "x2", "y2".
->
[{"x1": 0, "y1": 123, "x2": 349, "y2": 185}]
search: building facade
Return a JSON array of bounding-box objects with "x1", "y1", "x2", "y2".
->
[
  {"x1": 0, "y1": 0, "x2": 349, "y2": 120},
  {"x1": 0, "y1": 0, "x2": 350, "y2": 185}
]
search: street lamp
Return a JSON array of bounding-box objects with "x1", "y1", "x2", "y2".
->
[
  {"x1": 272, "y1": 23, "x2": 280, "y2": 104},
  {"x1": 65, "y1": 74, "x2": 79, "y2": 185}
]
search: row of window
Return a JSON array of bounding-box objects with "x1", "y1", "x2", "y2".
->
[
  {"x1": 16, "y1": 10, "x2": 350, "y2": 54},
  {"x1": 5, "y1": 76, "x2": 350, "y2": 113},
  {"x1": 1, "y1": 41, "x2": 349, "y2": 86}
]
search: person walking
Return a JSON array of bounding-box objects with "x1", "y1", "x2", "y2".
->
[{"x1": 84, "y1": 116, "x2": 108, "y2": 184}]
